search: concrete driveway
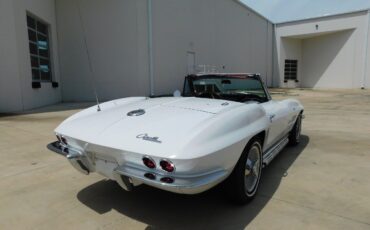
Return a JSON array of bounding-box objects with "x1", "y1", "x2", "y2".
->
[{"x1": 1, "y1": 89, "x2": 370, "y2": 230}]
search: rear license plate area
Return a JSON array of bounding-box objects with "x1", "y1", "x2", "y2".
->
[{"x1": 93, "y1": 154, "x2": 118, "y2": 180}]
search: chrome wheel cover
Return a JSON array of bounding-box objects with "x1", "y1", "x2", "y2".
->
[{"x1": 244, "y1": 144, "x2": 262, "y2": 195}]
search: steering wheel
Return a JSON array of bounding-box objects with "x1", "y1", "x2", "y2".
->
[
  {"x1": 196, "y1": 91, "x2": 222, "y2": 99},
  {"x1": 241, "y1": 94, "x2": 265, "y2": 103}
]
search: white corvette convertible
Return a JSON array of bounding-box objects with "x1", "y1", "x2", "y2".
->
[{"x1": 48, "y1": 73, "x2": 303, "y2": 204}]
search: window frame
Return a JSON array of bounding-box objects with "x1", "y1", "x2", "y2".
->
[
  {"x1": 183, "y1": 74, "x2": 272, "y2": 102},
  {"x1": 284, "y1": 59, "x2": 298, "y2": 81},
  {"x1": 27, "y1": 13, "x2": 53, "y2": 83}
]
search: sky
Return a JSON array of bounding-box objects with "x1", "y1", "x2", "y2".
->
[{"x1": 239, "y1": 0, "x2": 370, "y2": 23}]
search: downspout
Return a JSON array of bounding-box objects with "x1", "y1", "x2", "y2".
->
[
  {"x1": 362, "y1": 10, "x2": 370, "y2": 89},
  {"x1": 265, "y1": 21, "x2": 269, "y2": 86},
  {"x1": 272, "y1": 23, "x2": 277, "y2": 88},
  {"x1": 147, "y1": 0, "x2": 154, "y2": 96}
]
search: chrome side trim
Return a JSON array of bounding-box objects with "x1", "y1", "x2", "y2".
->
[{"x1": 262, "y1": 136, "x2": 289, "y2": 166}]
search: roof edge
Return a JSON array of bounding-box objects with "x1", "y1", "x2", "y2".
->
[
  {"x1": 233, "y1": 0, "x2": 273, "y2": 24},
  {"x1": 275, "y1": 8, "x2": 370, "y2": 25}
]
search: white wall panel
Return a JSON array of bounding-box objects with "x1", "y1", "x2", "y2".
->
[
  {"x1": 0, "y1": 0, "x2": 23, "y2": 112},
  {"x1": 0, "y1": 0, "x2": 61, "y2": 112},
  {"x1": 275, "y1": 11, "x2": 369, "y2": 89},
  {"x1": 56, "y1": 0, "x2": 273, "y2": 100},
  {"x1": 301, "y1": 30, "x2": 356, "y2": 88},
  {"x1": 56, "y1": 0, "x2": 149, "y2": 102},
  {"x1": 13, "y1": 0, "x2": 62, "y2": 110}
]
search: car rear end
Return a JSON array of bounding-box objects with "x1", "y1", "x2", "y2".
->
[
  {"x1": 48, "y1": 96, "x2": 262, "y2": 194},
  {"x1": 48, "y1": 134, "x2": 239, "y2": 194}
]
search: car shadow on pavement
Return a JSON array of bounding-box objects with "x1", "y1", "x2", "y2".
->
[{"x1": 77, "y1": 135, "x2": 309, "y2": 230}]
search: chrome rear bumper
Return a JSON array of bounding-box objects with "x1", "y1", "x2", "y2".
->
[
  {"x1": 47, "y1": 141, "x2": 92, "y2": 175},
  {"x1": 115, "y1": 164, "x2": 228, "y2": 194},
  {"x1": 47, "y1": 141, "x2": 228, "y2": 194}
]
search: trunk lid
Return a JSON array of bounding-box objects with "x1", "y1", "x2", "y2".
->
[{"x1": 57, "y1": 97, "x2": 243, "y2": 157}]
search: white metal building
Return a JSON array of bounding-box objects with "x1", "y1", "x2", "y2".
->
[
  {"x1": 1, "y1": 0, "x2": 370, "y2": 113},
  {"x1": 275, "y1": 12, "x2": 370, "y2": 89},
  {"x1": 0, "y1": 0, "x2": 273, "y2": 113},
  {"x1": 0, "y1": 0, "x2": 62, "y2": 113},
  {"x1": 242, "y1": 0, "x2": 370, "y2": 89}
]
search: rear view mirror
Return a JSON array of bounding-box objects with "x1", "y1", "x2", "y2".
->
[{"x1": 173, "y1": 90, "x2": 181, "y2": 97}]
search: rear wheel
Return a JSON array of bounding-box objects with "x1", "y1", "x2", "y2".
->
[
  {"x1": 289, "y1": 114, "x2": 302, "y2": 146},
  {"x1": 227, "y1": 139, "x2": 263, "y2": 204}
]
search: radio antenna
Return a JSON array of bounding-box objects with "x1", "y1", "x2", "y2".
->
[{"x1": 76, "y1": 1, "x2": 101, "y2": 112}]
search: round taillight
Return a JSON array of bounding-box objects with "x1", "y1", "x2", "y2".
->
[
  {"x1": 160, "y1": 160, "x2": 175, "y2": 172},
  {"x1": 144, "y1": 173, "x2": 156, "y2": 180},
  {"x1": 160, "y1": 177, "x2": 174, "y2": 184},
  {"x1": 143, "y1": 156, "x2": 156, "y2": 169}
]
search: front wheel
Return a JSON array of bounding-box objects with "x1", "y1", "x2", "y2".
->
[{"x1": 226, "y1": 140, "x2": 263, "y2": 204}]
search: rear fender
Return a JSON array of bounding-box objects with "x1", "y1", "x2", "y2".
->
[{"x1": 179, "y1": 104, "x2": 270, "y2": 171}]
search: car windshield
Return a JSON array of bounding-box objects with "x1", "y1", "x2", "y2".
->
[{"x1": 183, "y1": 76, "x2": 269, "y2": 103}]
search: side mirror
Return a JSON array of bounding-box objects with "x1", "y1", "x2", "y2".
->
[{"x1": 173, "y1": 90, "x2": 181, "y2": 97}]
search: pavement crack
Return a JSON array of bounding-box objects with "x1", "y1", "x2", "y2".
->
[{"x1": 0, "y1": 161, "x2": 63, "y2": 180}]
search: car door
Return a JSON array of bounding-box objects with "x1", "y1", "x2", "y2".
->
[{"x1": 261, "y1": 100, "x2": 290, "y2": 150}]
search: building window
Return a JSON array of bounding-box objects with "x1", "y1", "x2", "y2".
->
[
  {"x1": 27, "y1": 14, "x2": 52, "y2": 82},
  {"x1": 284, "y1": 59, "x2": 298, "y2": 81}
]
